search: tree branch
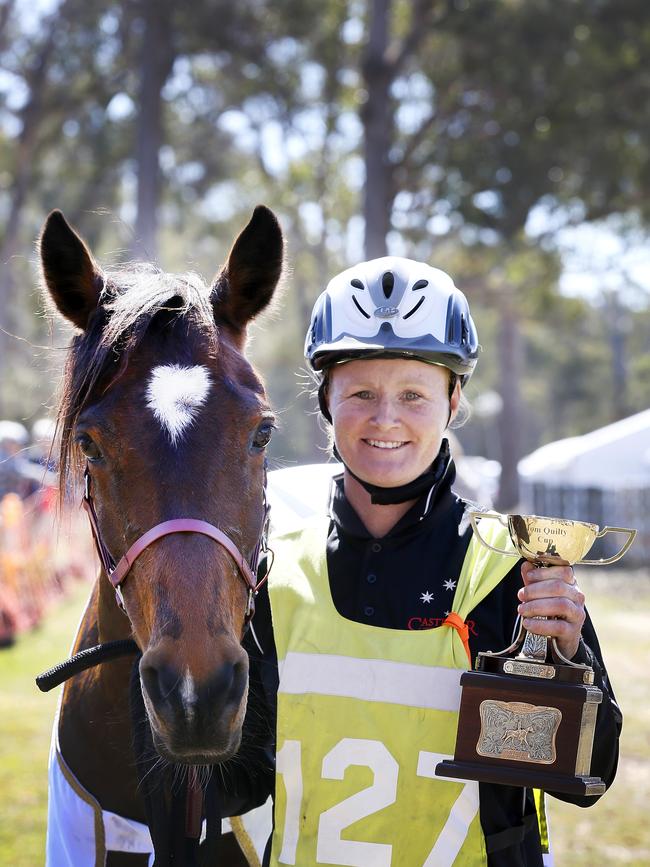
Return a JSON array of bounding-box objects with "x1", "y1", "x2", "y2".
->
[{"x1": 387, "y1": 0, "x2": 453, "y2": 74}]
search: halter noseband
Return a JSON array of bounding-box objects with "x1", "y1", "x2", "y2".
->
[{"x1": 82, "y1": 466, "x2": 271, "y2": 623}]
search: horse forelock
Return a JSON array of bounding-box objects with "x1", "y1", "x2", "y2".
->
[
  {"x1": 101, "y1": 265, "x2": 215, "y2": 344},
  {"x1": 56, "y1": 264, "x2": 220, "y2": 503}
]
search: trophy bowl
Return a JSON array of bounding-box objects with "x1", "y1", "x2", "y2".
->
[
  {"x1": 508, "y1": 515, "x2": 598, "y2": 565},
  {"x1": 470, "y1": 512, "x2": 636, "y2": 568}
]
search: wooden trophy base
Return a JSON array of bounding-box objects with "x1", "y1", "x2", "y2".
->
[
  {"x1": 436, "y1": 760, "x2": 605, "y2": 796},
  {"x1": 436, "y1": 658, "x2": 606, "y2": 796}
]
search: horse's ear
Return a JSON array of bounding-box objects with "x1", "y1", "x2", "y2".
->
[
  {"x1": 39, "y1": 210, "x2": 104, "y2": 331},
  {"x1": 214, "y1": 205, "x2": 284, "y2": 334}
]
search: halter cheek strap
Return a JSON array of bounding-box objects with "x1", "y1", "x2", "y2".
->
[{"x1": 82, "y1": 467, "x2": 271, "y2": 622}]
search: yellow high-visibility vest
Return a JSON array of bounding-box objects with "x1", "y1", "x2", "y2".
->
[{"x1": 267, "y1": 514, "x2": 526, "y2": 866}]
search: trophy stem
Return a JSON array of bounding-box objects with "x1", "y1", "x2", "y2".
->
[{"x1": 517, "y1": 621, "x2": 549, "y2": 662}]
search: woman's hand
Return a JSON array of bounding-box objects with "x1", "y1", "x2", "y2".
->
[{"x1": 517, "y1": 562, "x2": 586, "y2": 660}]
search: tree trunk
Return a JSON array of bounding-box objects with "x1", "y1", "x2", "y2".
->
[
  {"x1": 0, "y1": 0, "x2": 16, "y2": 51},
  {"x1": 0, "y1": 19, "x2": 56, "y2": 414},
  {"x1": 496, "y1": 305, "x2": 524, "y2": 511},
  {"x1": 606, "y1": 294, "x2": 628, "y2": 421},
  {"x1": 361, "y1": 0, "x2": 393, "y2": 259},
  {"x1": 132, "y1": 0, "x2": 175, "y2": 262}
]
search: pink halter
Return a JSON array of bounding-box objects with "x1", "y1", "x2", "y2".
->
[{"x1": 82, "y1": 467, "x2": 270, "y2": 622}]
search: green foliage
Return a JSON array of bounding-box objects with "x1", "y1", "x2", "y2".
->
[{"x1": 0, "y1": 0, "x2": 648, "y2": 469}]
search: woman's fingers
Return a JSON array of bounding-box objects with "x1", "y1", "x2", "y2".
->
[{"x1": 518, "y1": 562, "x2": 586, "y2": 659}]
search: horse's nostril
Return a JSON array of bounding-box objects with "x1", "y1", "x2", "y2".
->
[
  {"x1": 140, "y1": 659, "x2": 181, "y2": 709},
  {"x1": 201, "y1": 658, "x2": 246, "y2": 710},
  {"x1": 140, "y1": 651, "x2": 248, "y2": 724},
  {"x1": 228, "y1": 658, "x2": 248, "y2": 707}
]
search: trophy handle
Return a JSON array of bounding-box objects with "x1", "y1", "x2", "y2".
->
[
  {"x1": 578, "y1": 527, "x2": 637, "y2": 566},
  {"x1": 468, "y1": 512, "x2": 518, "y2": 557}
]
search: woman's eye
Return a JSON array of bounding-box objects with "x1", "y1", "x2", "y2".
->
[
  {"x1": 76, "y1": 434, "x2": 103, "y2": 462},
  {"x1": 403, "y1": 391, "x2": 421, "y2": 401},
  {"x1": 354, "y1": 390, "x2": 373, "y2": 400},
  {"x1": 252, "y1": 423, "x2": 274, "y2": 451}
]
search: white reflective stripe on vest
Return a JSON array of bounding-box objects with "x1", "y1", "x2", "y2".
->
[{"x1": 279, "y1": 651, "x2": 462, "y2": 712}]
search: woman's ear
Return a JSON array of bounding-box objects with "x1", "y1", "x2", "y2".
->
[
  {"x1": 448, "y1": 378, "x2": 462, "y2": 426},
  {"x1": 317, "y1": 375, "x2": 332, "y2": 423}
]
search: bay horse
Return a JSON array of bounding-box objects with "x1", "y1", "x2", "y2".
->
[{"x1": 39, "y1": 206, "x2": 283, "y2": 865}]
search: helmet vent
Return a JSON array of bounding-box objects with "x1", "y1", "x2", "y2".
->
[
  {"x1": 403, "y1": 296, "x2": 425, "y2": 320},
  {"x1": 351, "y1": 278, "x2": 364, "y2": 289},
  {"x1": 412, "y1": 279, "x2": 428, "y2": 291},
  {"x1": 382, "y1": 271, "x2": 395, "y2": 298},
  {"x1": 352, "y1": 295, "x2": 371, "y2": 319}
]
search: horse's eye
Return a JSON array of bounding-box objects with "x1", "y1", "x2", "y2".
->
[
  {"x1": 252, "y1": 422, "x2": 274, "y2": 451},
  {"x1": 76, "y1": 433, "x2": 103, "y2": 462}
]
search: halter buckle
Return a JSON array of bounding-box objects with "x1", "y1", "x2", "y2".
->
[
  {"x1": 245, "y1": 587, "x2": 255, "y2": 620},
  {"x1": 115, "y1": 585, "x2": 126, "y2": 612}
]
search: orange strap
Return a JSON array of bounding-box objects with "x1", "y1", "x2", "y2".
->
[{"x1": 442, "y1": 611, "x2": 471, "y2": 665}]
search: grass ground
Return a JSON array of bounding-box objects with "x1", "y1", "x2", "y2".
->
[
  {"x1": 0, "y1": 580, "x2": 90, "y2": 867},
  {"x1": 547, "y1": 568, "x2": 650, "y2": 866},
  {"x1": 0, "y1": 570, "x2": 648, "y2": 865}
]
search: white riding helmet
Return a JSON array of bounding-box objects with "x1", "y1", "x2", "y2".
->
[{"x1": 305, "y1": 256, "x2": 479, "y2": 384}]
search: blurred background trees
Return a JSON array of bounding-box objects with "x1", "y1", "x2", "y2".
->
[{"x1": 0, "y1": 0, "x2": 648, "y2": 507}]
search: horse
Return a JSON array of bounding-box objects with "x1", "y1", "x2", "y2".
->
[{"x1": 39, "y1": 205, "x2": 283, "y2": 866}]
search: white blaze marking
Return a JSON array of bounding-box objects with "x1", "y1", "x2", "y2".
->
[
  {"x1": 146, "y1": 364, "x2": 211, "y2": 445},
  {"x1": 180, "y1": 668, "x2": 197, "y2": 722}
]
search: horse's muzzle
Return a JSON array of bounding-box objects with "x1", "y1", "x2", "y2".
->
[{"x1": 139, "y1": 645, "x2": 249, "y2": 762}]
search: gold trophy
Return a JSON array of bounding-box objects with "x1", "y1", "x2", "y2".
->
[{"x1": 436, "y1": 513, "x2": 636, "y2": 795}]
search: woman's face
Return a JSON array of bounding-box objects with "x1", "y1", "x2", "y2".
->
[{"x1": 327, "y1": 358, "x2": 460, "y2": 488}]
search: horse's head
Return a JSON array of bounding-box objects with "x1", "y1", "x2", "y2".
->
[{"x1": 40, "y1": 207, "x2": 283, "y2": 763}]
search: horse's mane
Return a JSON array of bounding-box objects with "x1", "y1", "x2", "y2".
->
[{"x1": 57, "y1": 263, "x2": 219, "y2": 501}]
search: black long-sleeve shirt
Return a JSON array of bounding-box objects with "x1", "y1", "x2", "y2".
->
[{"x1": 224, "y1": 456, "x2": 622, "y2": 866}]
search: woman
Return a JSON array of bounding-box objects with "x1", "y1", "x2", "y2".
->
[{"x1": 229, "y1": 256, "x2": 621, "y2": 866}]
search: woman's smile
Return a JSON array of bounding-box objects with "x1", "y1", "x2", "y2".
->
[{"x1": 365, "y1": 438, "x2": 408, "y2": 450}]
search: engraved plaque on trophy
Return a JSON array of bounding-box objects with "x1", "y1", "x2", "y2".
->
[{"x1": 436, "y1": 513, "x2": 636, "y2": 796}]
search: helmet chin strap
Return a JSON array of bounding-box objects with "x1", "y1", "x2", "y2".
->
[{"x1": 339, "y1": 438, "x2": 451, "y2": 506}]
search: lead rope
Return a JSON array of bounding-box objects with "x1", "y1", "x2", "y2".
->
[{"x1": 36, "y1": 639, "x2": 139, "y2": 691}]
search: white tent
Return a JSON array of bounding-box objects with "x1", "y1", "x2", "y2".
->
[
  {"x1": 518, "y1": 410, "x2": 650, "y2": 567},
  {"x1": 518, "y1": 409, "x2": 650, "y2": 490}
]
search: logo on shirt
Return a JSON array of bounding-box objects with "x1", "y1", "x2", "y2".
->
[{"x1": 407, "y1": 616, "x2": 479, "y2": 634}]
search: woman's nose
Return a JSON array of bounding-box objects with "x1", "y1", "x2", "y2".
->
[{"x1": 370, "y1": 396, "x2": 398, "y2": 427}]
